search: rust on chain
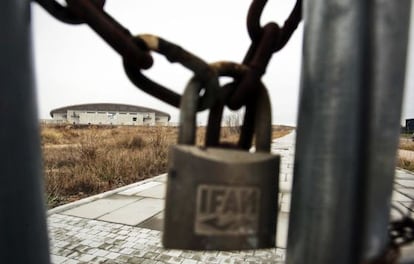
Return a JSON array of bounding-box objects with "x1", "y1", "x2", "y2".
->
[
  {"x1": 273, "y1": 0, "x2": 302, "y2": 52},
  {"x1": 124, "y1": 35, "x2": 219, "y2": 111},
  {"x1": 247, "y1": 0, "x2": 267, "y2": 41},
  {"x1": 247, "y1": 0, "x2": 302, "y2": 49},
  {"x1": 228, "y1": 0, "x2": 302, "y2": 110},
  {"x1": 65, "y1": 0, "x2": 153, "y2": 69},
  {"x1": 228, "y1": 23, "x2": 279, "y2": 110}
]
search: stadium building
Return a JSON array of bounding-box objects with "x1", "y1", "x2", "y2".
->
[{"x1": 50, "y1": 103, "x2": 170, "y2": 126}]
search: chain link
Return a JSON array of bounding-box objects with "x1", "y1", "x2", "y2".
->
[
  {"x1": 227, "y1": 0, "x2": 302, "y2": 110},
  {"x1": 123, "y1": 34, "x2": 219, "y2": 111},
  {"x1": 67, "y1": 0, "x2": 153, "y2": 69}
]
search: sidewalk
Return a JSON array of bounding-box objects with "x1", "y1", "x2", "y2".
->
[{"x1": 47, "y1": 132, "x2": 414, "y2": 263}]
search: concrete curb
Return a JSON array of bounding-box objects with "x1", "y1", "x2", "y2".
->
[{"x1": 47, "y1": 173, "x2": 167, "y2": 215}]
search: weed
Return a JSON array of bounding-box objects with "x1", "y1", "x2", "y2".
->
[
  {"x1": 397, "y1": 158, "x2": 414, "y2": 172},
  {"x1": 400, "y1": 139, "x2": 414, "y2": 151},
  {"x1": 41, "y1": 129, "x2": 63, "y2": 145},
  {"x1": 119, "y1": 135, "x2": 147, "y2": 149}
]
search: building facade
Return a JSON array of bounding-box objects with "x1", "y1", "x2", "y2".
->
[
  {"x1": 50, "y1": 103, "x2": 170, "y2": 126},
  {"x1": 406, "y1": 118, "x2": 414, "y2": 133}
]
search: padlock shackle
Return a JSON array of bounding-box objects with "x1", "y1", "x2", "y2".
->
[
  {"x1": 205, "y1": 62, "x2": 272, "y2": 152},
  {"x1": 178, "y1": 77, "x2": 201, "y2": 145},
  {"x1": 206, "y1": 83, "x2": 271, "y2": 152},
  {"x1": 179, "y1": 62, "x2": 247, "y2": 145},
  {"x1": 252, "y1": 85, "x2": 272, "y2": 152},
  {"x1": 178, "y1": 62, "x2": 272, "y2": 153}
]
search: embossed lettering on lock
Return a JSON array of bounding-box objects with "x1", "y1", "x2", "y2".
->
[{"x1": 195, "y1": 184, "x2": 260, "y2": 236}]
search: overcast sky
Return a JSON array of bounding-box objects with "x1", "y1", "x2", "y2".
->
[{"x1": 31, "y1": 1, "x2": 413, "y2": 126}]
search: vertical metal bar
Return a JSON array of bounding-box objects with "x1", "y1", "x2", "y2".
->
[
  {"x1": 361, "y1": 0, "x2": 411, "y2": 260},
  {"x1": 286, "y1": 0, "x2": 412, "y2": 263},
  {"x1": 0, "y1": 1, "x2": 50, "y2": 263},
  {"x1": 286, "y1": 0, "x2": 369, "y2": 263}
]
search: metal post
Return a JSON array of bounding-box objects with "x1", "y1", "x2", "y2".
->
[
  {"x1": 360, "y1": 0, "x2": 411, "y2": 260},
  {"x1": 286, "y1": 0, "x2": 411, "y2": 263},
  {"x1": 0, "y1": 1, "x2": 51, "y2": 263}
]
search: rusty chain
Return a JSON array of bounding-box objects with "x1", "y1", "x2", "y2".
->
[
  {"x1": 123, "y1": 34, "x2": 219, "y2": 111},
  {"x1": 34, "y1": 0, "x2": 301, "y2": 111},
  {"x1": 227, "y1": 0, "x2": 302, "y2": 110}
]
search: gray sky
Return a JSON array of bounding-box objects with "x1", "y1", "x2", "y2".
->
[{"x1": 32, "y1": 1, "x2": 413, "y2": 126}]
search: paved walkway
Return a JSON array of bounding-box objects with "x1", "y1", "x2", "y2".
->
[{"x1": 47, "y1": 132, "x2": 414, "y2": 263}]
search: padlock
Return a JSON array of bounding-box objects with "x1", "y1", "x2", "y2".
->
[{"x1": 163, "y1": 76, "x2": 280, "y2": 250}]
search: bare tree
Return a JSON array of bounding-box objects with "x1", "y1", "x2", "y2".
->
[{"x1": 224, "y1": 112, "x2": 242, "y2": 134}]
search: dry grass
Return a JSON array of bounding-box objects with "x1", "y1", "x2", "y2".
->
[
  {"x1": 272, "y1": 125, "x2": 295, "y2": 139},
  {"x1": 400, "y1": 137, "x2": 414, "y2": 151},
  {"x1": 42, "y1": 125, "x2": 176, "y2": 208},
  {"x1": 397, "y1": 158, "x2": 414, "y2": 172},
  {"x1": 41, "y1": 124, "x2": 293, "y2": 208},
  {"x1": 398, "y1": 136, "x2": 414, "y2": 172}
]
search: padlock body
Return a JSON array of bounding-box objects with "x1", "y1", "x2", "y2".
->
[{"x1": 163, "y1": 145, "x2": 279, "y2": 250}]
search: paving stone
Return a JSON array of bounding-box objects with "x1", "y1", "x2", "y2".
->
[
  {"x1": 390, "y1": 202, "x2": 409, "y2": 220},
  {"x1": 279, "y1": 181, "x2": 292, "y2": 193},
  {"x1": 94, "y1": 249, "x2": 110, "y2": 257},
  {"x1": 280, "y1": 193, "x2": 291, "y2": 213},
  {"x1": 56, "y1": 248, "x2": 73, "y2": 257},
  {"x1": 98, "y1": 198, "x2": 163, "y2": 225},
  {"x1": 106, "y1": 252, "x2": 121, "y2": 259},
  {"x1": 277, "y1": 212, "x2": 289, "y2": 249},
  {"x1": 182, "y1": 253, "x2": 203, "y2": 262},
  {"x1": 395, "y1": 170, "x2": 414, "y2": 180},
  {"x1": 182, "y1": 259, "x2": 198, "y2": 264},
  {"x1": 399, "y1": 202, "x2": 414, "y2": 217},
  {"x1": 392, "y1": 191, "x2": 413, "y2": 202},
  {"x1": 137, "y1": 212, "x2": 164, "y2": 231},
  {"x1": 396, "y1": 180, "x2": 414, "y2": 188},
  {"x1": 119, "y1": 247, "x2": 135, "y2": 255},
  {"x1": 63, "y1": 195, "x2": 141, "y2": 219},
  {"x1": 165, "y1": 256, "x2": 184, "y2": 264},
  {"x1": 400, "y1": 244, "x2": 414, "y2": 264},
  {"x1": 91, "y1": 256, "x2": 109, "y2": 263},
  {"x1": 51, "y1": 254, "x2": 67, "y2": 264},
  {"x1": 126, "y1": 257, "x2": 143, "y2": 264},
  {"x1": 275, "y1": 248, "x2": 286, "y2": 261},
  {"x1": 118, "y1": 181, "x2": 162, "y2": 196},
  {"x1": 66, "y1": 251, "x2": 81, "y2": 259},
  {"x1": 154, "y1": 174, "x2": 168, "y2": 182},
  {"x1": 78, "y1": 254, "x2": 96, "y2": 262},
  {"x1": 136, "y1": 184, "x2": 167, "y2": 199},
  {"x1": 156, "y1": 253, "x2": 174, "y2": 262},
  {"x1": 62, "y1": 259, "x2": 78, "y2": 264}
]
